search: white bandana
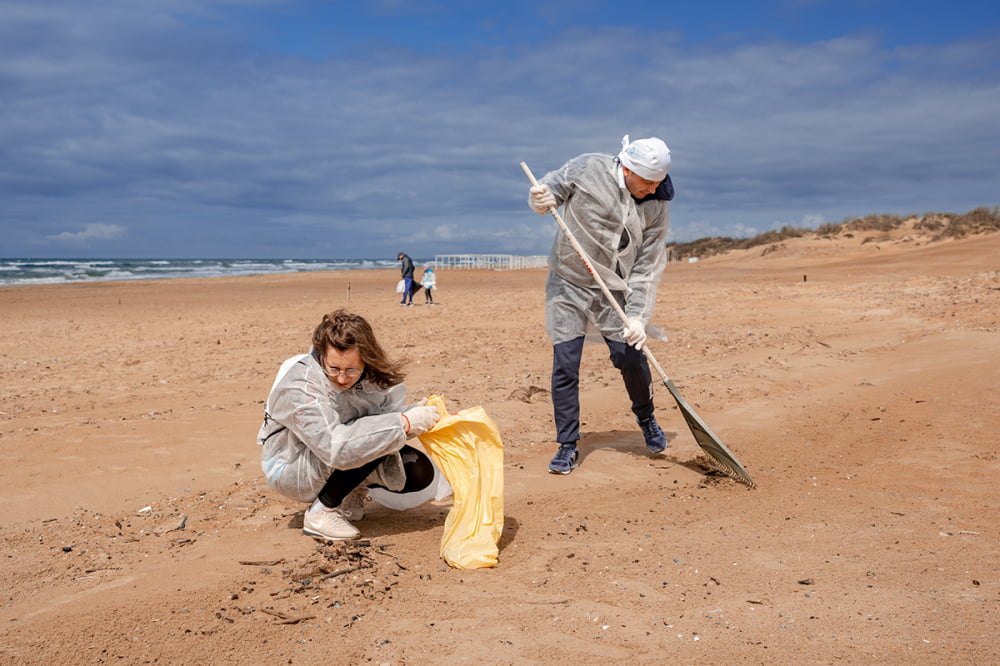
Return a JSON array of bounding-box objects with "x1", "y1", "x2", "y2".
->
[{"x1": 617, "y1": 135, "x2": 671, "y2": 182}]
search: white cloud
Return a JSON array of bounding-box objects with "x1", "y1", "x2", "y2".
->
[{"x1": 47, "y1": 223, "x2": 125, "y2": 244}]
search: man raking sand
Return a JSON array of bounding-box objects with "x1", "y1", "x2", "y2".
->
[{"x1": 522, "y1": 136, "x2": 754, "y2": 487}]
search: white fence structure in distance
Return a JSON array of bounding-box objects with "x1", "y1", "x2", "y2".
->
[{"x1": 433, "y1": 254, "x2": 548, "y2": 271}]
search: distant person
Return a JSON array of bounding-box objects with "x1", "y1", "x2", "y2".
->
[
  {"x1": 257, "y1": 310, "x2": 441, "y2": 541},
  {"x1": 527, "y1": 135, "x2": 674, "y2": 474},
  {"x1": 397, "y1": 252, "x2": 416, "y2": 306},
  {"x1": 421, "y1": 266, "x2": 437, "y2": 305}
]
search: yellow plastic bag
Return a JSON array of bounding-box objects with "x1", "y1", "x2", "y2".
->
[{"x1": 418, "y1": 395, "x2": 504, "y2": 569}]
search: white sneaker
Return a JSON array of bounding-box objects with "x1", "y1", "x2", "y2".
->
[
  {"x1": 302, "y1": 506, "x2": 360, "y2": 541},
  {"x1": 340, "y1": 488, "x2": 369, "y2": 522}
]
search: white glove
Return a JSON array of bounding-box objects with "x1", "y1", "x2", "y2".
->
[
  {"x1": 402, "y1": 405, "x2": 440, "y2": 437},
  {"x1": 622, "y1": 317, "x2": 647, "y2": 349},
  {"x1": 529, "y1": 184, "x2": 556, "y2": 214}
]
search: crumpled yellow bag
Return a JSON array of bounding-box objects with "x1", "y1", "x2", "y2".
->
[{"x1": 418, "y1": 395, "x2": 504, "y2": 569}]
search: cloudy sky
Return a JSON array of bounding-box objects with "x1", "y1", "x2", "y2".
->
[{"x1": 2, "y1": 0, "x2": 998, "y2": 259}]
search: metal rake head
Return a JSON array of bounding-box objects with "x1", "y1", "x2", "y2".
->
[{"x1": 666, "y1": 379, "x2": 757, "y2": 489}]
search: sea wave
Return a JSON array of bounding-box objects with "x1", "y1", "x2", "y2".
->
[{"x1": 0, "y1": 258, "x2": 403, "y2": 287}]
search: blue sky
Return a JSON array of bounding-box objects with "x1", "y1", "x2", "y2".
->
[{"x1": 2, "y1": 0, "x2": 998, "y2": 259}]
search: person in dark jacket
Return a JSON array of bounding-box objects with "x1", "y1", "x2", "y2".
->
[{"x1": 397, "y1": 252, "x2": 416, "y2": 306}]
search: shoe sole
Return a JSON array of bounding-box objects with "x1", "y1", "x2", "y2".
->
[
  {"x1": 646, "y1": 444, "x2": 667, "y2": 454},
  {"x1": 302, "y1": 528, "x2": 360, "y2": 541}
]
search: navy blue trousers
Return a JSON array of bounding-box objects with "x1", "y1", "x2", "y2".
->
[
  {"x1": 551, "y1": 336, "x2": 654, "y2": 445},
  {"x1": 400, "y1": 276, "x2": 414, "y2": 303}
]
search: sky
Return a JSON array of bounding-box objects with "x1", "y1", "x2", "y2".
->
[{"x1": 2, "y1": 0, "x2": 998, "y2": 259}]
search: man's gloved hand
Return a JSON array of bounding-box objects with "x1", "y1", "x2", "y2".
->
[
  {"x1": 622, "y1": 318, "x2": 647, "y2": 349},
  {"x1": 402, "y1": 405, "x2": 440, "y2": 437},
  {"x1": 529, "y1": 184, "x2": 556, "y2": 214}
]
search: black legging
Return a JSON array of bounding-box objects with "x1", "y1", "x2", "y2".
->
[{"x1": 316, "y1": 445, "x2": 435, "y2": 509}]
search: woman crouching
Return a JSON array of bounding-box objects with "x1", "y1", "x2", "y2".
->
[{"x1": 258, "y1": 309, "x2": 440, "y2": 540}]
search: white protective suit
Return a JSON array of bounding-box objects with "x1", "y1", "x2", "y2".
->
[
  {"x1": 538, "y1": 152, "x2": 671, "y2": 345},
  {"x1": 258, "y1": 351, "x2": 409, "y2": 503}
]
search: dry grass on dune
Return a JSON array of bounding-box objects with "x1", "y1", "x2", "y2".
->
[{"x1": 669, "y1": 205, "x2": 1000, "y2": 260}]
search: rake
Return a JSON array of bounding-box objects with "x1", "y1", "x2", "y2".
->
[{"x1": 520, "y1": 161, "x2": 756, "y2": 489}]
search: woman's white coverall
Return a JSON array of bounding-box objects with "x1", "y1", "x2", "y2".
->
[{"x1": 258, "y1": 351, "x2": 409, "y2": 503}]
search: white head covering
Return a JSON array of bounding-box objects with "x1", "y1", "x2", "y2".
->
[{"x1": 617, "y1": 135, "x2": 671, "y2": 182}]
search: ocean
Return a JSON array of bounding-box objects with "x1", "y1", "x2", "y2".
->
[{"x1": 0, "y1": 258, "x2": 405, "y2": 287}]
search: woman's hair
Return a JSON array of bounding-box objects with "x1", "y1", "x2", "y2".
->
[{"x1": 312, "y1": 309, "x2": 406, "y2": 388}]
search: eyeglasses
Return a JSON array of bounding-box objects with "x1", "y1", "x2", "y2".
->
[{"x1": 326, "y1": 366, "x2": 363, "y2": 379}]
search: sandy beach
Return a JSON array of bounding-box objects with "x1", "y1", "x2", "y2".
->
[{"x1": 2, "y1": 227, "x2": 999, "y2": 664}]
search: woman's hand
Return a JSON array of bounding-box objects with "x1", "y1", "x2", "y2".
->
[{"x1": 402, "y1": 405, "x2": 440, "y2": 437}]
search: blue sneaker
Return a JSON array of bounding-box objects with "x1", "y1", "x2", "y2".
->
[
  {"x1": 638, "y1": 416, "x2": 667, "y2": 453},
  {"x1": 548, "y1": 443, "x2": 579, "y2": 474}
]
